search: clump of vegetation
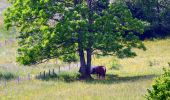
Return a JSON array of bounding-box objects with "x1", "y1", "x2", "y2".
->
[
  {"x1": 57, "y1": 72, "x2": 80, "y2": 82},
  {"x1": 149, "y1": 60, "x2": 159, "y2": 67},
  {"x1": 0, "y1": 71, "x2": 17, "y2": 80},
  {"x1": 168, "y1": 62, "x2": 170, "y2": 67},
  {"x1": 146, "y1": 67, "x2": 170, "y2": 100},
  {"x1": 111, "y1": 59, "x2": 121, "y2": 70},
  {"x1": 41, "y1": 71, "x2": 80, "y2": 82}
]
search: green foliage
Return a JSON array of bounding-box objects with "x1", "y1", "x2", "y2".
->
[
  {"x1": 0, "y1": 71, "x2": 17, "y2": 80},
  {"x1": 57, "y1": 72, "x2": 80, "y2": 82},
  {"x1": 4, "y1": 0, "x2": 148, "y2": 65},
  {"x1": 168, "y1": 62, "x2": 170, "y2": 67},
  {"x1": 42, "y1": 71, "x2": 80, "y2": 82},
  {"x1": 111, "y1": 58, "x2": 121, "y2": 70},
  {"x1": 126, "y1": 0, "x2": 170, "y2": 38},
  {"x1": 60, "y1": 54, "x2": 79, "y2": 63},
  {"x1": 146, "y1": 68, "x2": 170, "y2": 100}
]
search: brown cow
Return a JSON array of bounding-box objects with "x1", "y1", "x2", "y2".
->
[{"x1": 90, "y1": 66, "x2": 106, "y2": 79}]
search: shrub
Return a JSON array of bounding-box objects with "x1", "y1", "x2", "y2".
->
[
  {"x1": 146, "y1": 68, "x2": 170, "y2": 100},
  {"x1": 41, "y1": 71, "x2": 80, "y2": 82},
  {"x1": 0, "y1": 71, "x2": 17, "y2": 80},
  {"x1": 57, "y1": 72, "x2": 80, "y2": 82},
  {"x1": 111, "y1": 59, "x2": 121, "y2": 70}
]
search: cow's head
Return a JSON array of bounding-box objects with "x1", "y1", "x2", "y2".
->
[{"x1": 90, "y1": 67, "x2": 96, "y2": 74}]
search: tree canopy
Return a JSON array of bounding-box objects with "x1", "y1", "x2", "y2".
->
[{"x1": 4, "y1": 0, "x2": 148, "y2": 78}]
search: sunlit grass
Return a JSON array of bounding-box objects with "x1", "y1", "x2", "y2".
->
[
  {"x1": 93, "y1": 38, "x2": 170, "y2": 77},
  {"x1": 0, "y1": 74, "x2": 154, "y2": 100}
]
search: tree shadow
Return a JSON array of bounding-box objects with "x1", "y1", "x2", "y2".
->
[
  {"x1": 85, "y1": 74, "x2": 158, "y2": 84},
  {"x1": 37, "y1": 71, "x2": 158, "y2": 84},
  {"x1": 37, "y1": 71, "x2": 80, "y2": 83}
]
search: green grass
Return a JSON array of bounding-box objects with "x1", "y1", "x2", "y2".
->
[
  {"x1": 0, "y1": 77, "x2": 153, "y2": 100},
  {"x1": 0, "y1": 11, "x2": 170, "y2": 99},
  {"x1": 0, "y1": 22, "x2": 170, "y2": 99},
  {"x1": 0, "y1": 38, "x2": 169, "y2": 99},
  {"x1": 0, "y1": 1, "x2": 169, "y2": 99}
]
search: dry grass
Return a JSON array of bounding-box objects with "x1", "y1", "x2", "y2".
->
[{"x1": 0, "y1": 0, "x2": 10, "y2": 27}]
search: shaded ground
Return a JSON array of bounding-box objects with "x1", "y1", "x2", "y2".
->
[
  {"x1": 39, "y1": 71, "x2": 158, "y2": 85},
  {"x1": 86, "y1": 74, "x2": 158, "y2": 84}
]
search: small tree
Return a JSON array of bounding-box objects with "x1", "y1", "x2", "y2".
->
[
  {"x1": 4, "y1": 0, "x2": 148, "y2": 79},
  {"x1": 146, "y1": 68, "x2": 170, "y2": 100}
]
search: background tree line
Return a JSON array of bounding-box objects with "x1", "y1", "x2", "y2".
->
[{"x1": 125, "y1": 0, "x2": 170, "y2": 39}]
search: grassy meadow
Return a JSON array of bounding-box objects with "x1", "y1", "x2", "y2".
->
[
  {"x1": 0, "y1": 0, "x2": 170, "y2": 100},
  {"x1": 0, "y1": 27, "x2": 170, "y2": 100}
]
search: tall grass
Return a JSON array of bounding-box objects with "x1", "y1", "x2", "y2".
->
[{"x1": 0, "y1": 73, "x2": 154, "y2": 100}]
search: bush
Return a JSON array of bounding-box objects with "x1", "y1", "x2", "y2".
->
[
  {"x1": 146, "y1": 68, "x2": 170, "y2": 100},
  {"x1": 0, "y1": 71, "x2": 17, "y2": 80},
  {"x1": 57, "y1": 72, "x2": 80, "y2": 82},
  {"x1": 41, "y1": 71, "x2": 80, "y2": 82},
  {"x1": 111, "y1": 59, "x2": 121, "y2": 70}
]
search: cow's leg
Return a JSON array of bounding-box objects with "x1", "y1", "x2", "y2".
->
[
  {"x1": 103, "y1": 74, "x2": 105, "y2": 79},
  {"x1": 101, "y1": 76, "x2": 103, "y2": 80},
  {"x1": 103, "y1": 75, "x2": 105, "y2": 79}
]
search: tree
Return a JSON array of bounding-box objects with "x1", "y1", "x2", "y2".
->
[
  {"x1": 126, "y1": 0, "x2": 170, "y2": 38},
  {"x1": 4, "y1": 0, "x2": 148, "y2": 79}
]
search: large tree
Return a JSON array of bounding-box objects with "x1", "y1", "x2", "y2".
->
[{"x1": 4, "y1": 0, "x2": 148, "y2": 78}]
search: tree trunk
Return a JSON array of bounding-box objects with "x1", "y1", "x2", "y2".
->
[
  {"x1": 81, "y1": 0, "x2": 93, "y2": 79},
  {"x1": 86, "y1": 49, "x2": 92, "y2": 77},
  {"x1": 78, "y1": 48, "x2": 86, "y2": 76},
  {"x1": 78, "y1": 48, "x2": 92, "y2": 79},
  {"x1": 78, "y1": 47, "x2": 93, "y2": 79},
  {"x1": 78, "y1": 0, "x2": 93, "y2": 79}
]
